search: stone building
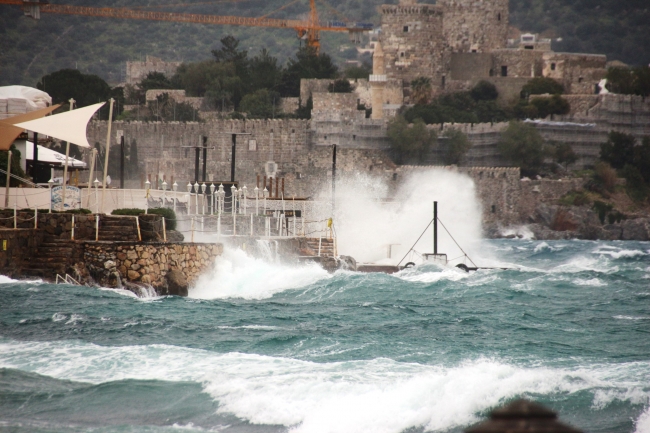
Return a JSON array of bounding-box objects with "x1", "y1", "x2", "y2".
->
[
  {"x1": 369, "y1": 0, "x2": 607, "y2": 107},
  {"x1": 125, "y1": 56, "x2": 182, "y2": 86}
]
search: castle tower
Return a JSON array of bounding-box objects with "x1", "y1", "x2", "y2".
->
[
  {"x1": 379, "y1": 0, "x2": 446, "y2": 87},
  {"x1": 370, "y1": 42, "x2": 387, "y2": 119},
  {"x1": 437, "y1": 0, "x2": 509, "y2": 53}
]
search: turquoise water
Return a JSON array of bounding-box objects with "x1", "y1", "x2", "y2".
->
[{"x1": 1, "y1": 240, "x2": 649, "y2": 433}]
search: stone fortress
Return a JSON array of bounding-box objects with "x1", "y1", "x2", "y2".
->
[{"x1": 87, "y1": 0, "x2": 650, "y2": 232}]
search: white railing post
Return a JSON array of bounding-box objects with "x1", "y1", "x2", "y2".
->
[
  {"x1": 201, "y1": 216, "x2": 204, "y2": 234},
  {"x1": 95, "y1": 215, "x2": 99, "y2": 241},
  {"x1": 233, "y1": 213, "x2": 236, "y2": 236},
  {"x1": 71, "y1": 214, "x2": 75, "y2": 240},
  {"x1": 217, "y1": 213, "x2": 221, "y2": 239},
  {"x1": 162, "y1": 217, "x2": 167, "y2": 242},
  {"x1": 13, "y1": 203, "x2": 16, "y2": 229},
  {"x1": 318, "y1": 236, "x2": 322, "y2": 257},
  {"x1": 191, "y1": 217, "x2": 195, "y2": 243}
]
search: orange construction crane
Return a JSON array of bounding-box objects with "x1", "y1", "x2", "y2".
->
[{"x1": 0, "y1": 0, "x2": 373, "y2": 52}]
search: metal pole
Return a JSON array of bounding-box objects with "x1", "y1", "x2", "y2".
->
[
  {"x1": 62, "y1": 98, "x2": 75, "y2": 211},
  {"x1": 101, "y1": 98, "x2": 115, "y2": 214},
  {"x1": 202, "y1": 136, "x2": 207, "y2": 182},
  {"x1": 5, "y1": 150, "x2": 12, "y2": 208},
  {"x1": 332, "y1": 144, "x2": 336, "y2": 218},
  {"x1": 434, "y1": 201, "x2": 438, "y2": 255},
  {"x1": 86, "y1": 149, "x2": 96, "y2": 209},
  {"x1": 231, "y1": 133, "x2": 236, "y2": 182},
  {"x1": 194, "y1": 142, "x2": 200, "y2": 182},
  {"x1": 120, "y1": 135, "x2": 125, "y2": 189}
]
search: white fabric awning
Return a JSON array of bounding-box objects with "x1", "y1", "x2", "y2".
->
[
  {"x1": 25, "y1": 141, "x2": 86, "y2": 168},
  {"x1": 14, "y1": 102, "x2": 105, "y2": 148}
]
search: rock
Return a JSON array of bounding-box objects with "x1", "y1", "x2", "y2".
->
[
  {"x1": 338, "y1": 255, "x2": 357, "y2": 271},
  {"x1": 164, "y1": 270, "x2": 188, "y2": 297},
  {"x1": 127, "y1": 270, "x2": 140, "y2": 280},
  {"x1": 621, "y1": 218, "x2": 650, "y2": 241},
  {"x1": 104, "y1": 260, "x2": 116, "y2": 269}
]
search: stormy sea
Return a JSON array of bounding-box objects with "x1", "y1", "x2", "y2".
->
[{"x1": 1, "y1": 239, "x2": 649, "y2": 433}]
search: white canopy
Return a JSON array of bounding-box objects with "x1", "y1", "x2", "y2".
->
[
  {"x1": 25, "y1": 141, "x2": 86, "y2": 168},
  {"x1": 14, "y1": 102, "x2": 105, "y2": 148},
  {"x1": 0, "y1": 85, "x2": 52, "y2": 111}
]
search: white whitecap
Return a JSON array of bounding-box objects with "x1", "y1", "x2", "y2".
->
[
  {"x1": 0, "y1": 275, "x2": 17, "y2": 284},
  {"x1": 573, "y1": 278, "x2": 606, "y2": 287},
  {"x1": 1, "y1": 338, "x2": 649, "y2": 433},
  {"x1": 51, "y1": 313, "x2": 67, "y2": 322},
  {"x1": 636, "y1": 406, "x2": 650, "y2": 433},
  {"x1": 190, "y1": 247, "x2": 330, "y2": 300}
]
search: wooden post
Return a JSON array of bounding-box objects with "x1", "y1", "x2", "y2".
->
[
  {"x1": 135, "y1": 216, "x2": 142, "y2": 241},
  {"x1": 71, "y1": 215, "x2": 75, "y2": 240},
  {"x1": 61, "y1": 98, "x2": 75, "y2": 211},
  {"x1": 162, "y1": 217, "x2": 167, "y2": 242}
]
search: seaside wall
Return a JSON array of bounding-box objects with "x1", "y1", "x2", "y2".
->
[
  {"x1": 0, "y1": 228, "x2": 43, "y2": 278},
  {"x1": 82, "y1": 242, "x2": 223, "y2": 289}
]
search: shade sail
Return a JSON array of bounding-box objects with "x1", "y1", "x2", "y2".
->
[
  {"x1": 14, "y1": 102, "x2": 105, "y2": 148},
  {"x1": 0, "y1": 104, "x2": 61, "y2": 151},
  {"x1": 24, "y1": 141, "x2": 86, "y2": 168}
]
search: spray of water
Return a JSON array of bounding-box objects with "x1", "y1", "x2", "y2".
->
[{"x1": 322, "y1": 168, "x2": 483, "y2": 265}]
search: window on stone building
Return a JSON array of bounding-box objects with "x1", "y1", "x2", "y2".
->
[
  {"x1": 296, "y1": 172, "x2": 302, "y2": 179},
  {"x1": 524, "y1": 45, "x2": 534, "y2": 50},
  {"x1": 400, "y1": 52, "x2": 405, "y2": 57},
  {"x1": 578, "y1": 77, "x2": 584, "y2": 83},
  {"x1": 501, "y1": 66, "x2": 508, "y2": 77},
  {"x1": 551, "y1": 63, "x2": 556, "y2": 71},
  {"x1": 393, "y1": 173, "x2": 398, "y2": 181},
  {"x1": 497, "y1": 13, "x2": 501, "y2": 21},
  {"x1": 324, "y1": 135, "x2": 327, "y2": 140},
  {"x1": 403, "y1": 26, "x2": 409, "y2": 32},
  {"x1": 441, "y1": 76, "x2": 446, "y2": 88},
  {"x1": 491, "y1": 205, "x2": 496, "y2": 213},
  {"x1": 489, "y1": 69, "x2": 495, "y2": 77},
  {"x1": 353, "y1": 135, "x2": 357, "y2": 140}
]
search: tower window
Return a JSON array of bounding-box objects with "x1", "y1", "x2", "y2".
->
[
  {"x1": 497, "y1": 13, "x2": 501, "y2": 21},
  {"x1": 400, "y1": 52, "x2": 405, "y2": 57},
  {"x1": 501, "y1": 66, "x2": 508, "y2": 77},
  {"x1": 403, "y1": 26, "x2": 409, "y2": 32},
  {"x1": 551, "y1": 63, "x2": 556, "y2": 71},
  {"x1": 441, "y1": 76, "x2": 446, "y2": 88}
]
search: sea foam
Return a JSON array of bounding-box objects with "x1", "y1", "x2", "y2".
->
[{"x1": 1, "y1": 338, "x2": 648, "y2": 433}]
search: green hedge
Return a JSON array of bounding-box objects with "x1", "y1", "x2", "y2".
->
[{"x1": 111, "y1": 207, "x2": 177, "y2": 231}]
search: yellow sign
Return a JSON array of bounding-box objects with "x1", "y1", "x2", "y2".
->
[{"x1": 2, "y1": 240, "x2": 6, "y2": 251}]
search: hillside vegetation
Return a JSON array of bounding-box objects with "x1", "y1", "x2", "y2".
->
[{"x1": 0, "y1": 0, "x2": 648, "y2": 87}]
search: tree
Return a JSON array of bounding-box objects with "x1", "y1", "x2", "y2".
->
[
  {"x1": 387, "y1": 116, "x2": 436, "y2": 164},
  {"x1": 497, "y1": 121, "x2": 545, "y2": 174},
  {"x1": 530, "y1": 94, "x2": 571, "y2": 118},
  {"x1": 470, "y1": 80, "x2": 499, "y2": 101},
  {"x1": 344, "y1": 64, "x2": 371, "y2": 79},
  {"x1": 138, "y1": 72, "x2": 175, "y2": 93},
  {"x1": 328, "y1": 79, "x2": 353, "y2": 93},
  {"x1": 621, "y1": 164, "x2": 649, "y2": 202},
  {"x1": 600, "y1": 131, "x2": 636, "y2": 169},
  {"x1": 410, "y1": 77, "x2": 432, "y2": 105},
  {"x1": 278, "y1": 47, "x2": 338, "y2": 97},
  {"x1": 553, "y1": 142, "x2": 578, "y2": 171},
  {"x1": 521, "y1": 77, "x2": 565, "y2": 97},
  {"x1": 606, "y1": 66, "x2": 650, "y2": 97},
  {"x1": 296, "y1": 95, "x2": 313, "y2": 119},
  {"x1": 37, "y1": 69, "x2": 113, "y2": 119},
  {"x1": 441, "y1": 128, "x2": 471, "y2": 165},
  {"x1": 239, "y1": 89, "x2": 280, "y2": 118},
  {"x1": 147, "y1": 93, "x2": 199, "y2": 122},
  {"x1": 249, "y1": 48, "x2": 282, "y2": 92},
  {"x1": 633, "y1": 137, "x2": 650, "y2": 183},
  {"x1": 0, "y1": 145, "x2": 26, "y2": 187}
]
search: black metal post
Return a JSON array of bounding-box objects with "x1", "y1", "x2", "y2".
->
[
  {"x1": 434, "y1": 201, "x2": 438, "y2": 255},
  {"x1": 332, "y1": 144, "x2": 337, "y2": 216},
  {"x1": 202, "y1": 136, "x2": 207, "y2": 182},
  {"x1": 33, "y1": 132, "x2": 38, "y2": 163},
  {"x1": 231, "y1": 133, "x2": 236, "y2": 182},
  {"x1": 194, "y1": 146, "x2": 200, "y2": 182},
  {"x1": 120, "y1": 135, "x2": 125, "y2": 189}
]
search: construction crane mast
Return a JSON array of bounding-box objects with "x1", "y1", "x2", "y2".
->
[{"x1": 0, "y1": 0, "x2": 373, "y2": 52}]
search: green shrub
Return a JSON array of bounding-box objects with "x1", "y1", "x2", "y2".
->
[
  {"x1": 111, "y1": 208, "x2": 144, "y2": 216},
  {"x1": 112, "y1": 207, "x2": 177, "y2": 230},
  {"x1": 559, "y1": 190, "x2": 591, "y2": 206},
  {"x1": 60, "y1": 208, "x2": 92, "y2": 214},
  {"x1": 593, "y1": 201, "x2": 613, "y2": 224},
  {"x1": 147, "y1": 208, "x2": 177, "y2": 231}
]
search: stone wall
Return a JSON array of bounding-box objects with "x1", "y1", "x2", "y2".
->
[
  {"x1": 438, "y1": 0, "x2": 509, "y2": 53},
  {"x1": 461, "y1": 167, "x2": 521, "y2": 226},
  {"x1": 83, "y1": 242, "x2": 223, "y2": 289},
  {"x1": 517, "y1": 178, "x2": 584, "y2": 222},
  {"x1": 543, "y1": 52, "x2": 607, "y2": 95},
  {"x1": 125, "y1": 56, "x2": 182, "y2": 85},
  {"x1": 145, "y1": 89, "x2": 203, "y2": 110},
  {"x1": 0, "y1": 228, "x2": 43, "y2": 278}
]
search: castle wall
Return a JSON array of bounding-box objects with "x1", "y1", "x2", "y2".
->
[
  {"x1": 438, "y1": 0, "x2": 509, "y2": 53},
  {"x1": 543, "y1": 52, "x2": 607, "y2": 95},
  {"x1": 125, "y1": 56, "x2": 182, "y2": 86},
  {"x1": 449, "y1": 53, "x2": 493, "y2": 81},
  {"x1": 380, "y1": 3, "x2": 446, "y2": 91}
]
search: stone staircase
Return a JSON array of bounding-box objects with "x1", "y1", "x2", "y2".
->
[
  {"x1": 305, "y1": 237, "x2": 335, "y2": 258},
  {"x1": 97, "y1": 216, "x2": 139, "y2": 241},
  {"x1": 27, "y1": 237, "x2": 79, "y2": 280}
]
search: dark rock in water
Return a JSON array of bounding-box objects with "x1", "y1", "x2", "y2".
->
[
  {"x1": 621, "y1": 218, "x2": 650, "y2": 241},
  {"x1": 163, "y1": 270, "x2": 189, "y2": 297},
  {"x1": 166, "y1": 230, "x2": 184, "y2": 242},
  {"x1": 319, "y1": 256, "x2": 339, "y2": 273},
  {"x1": 338, "y1": 255, "x2": 357, "y2": 271}
]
